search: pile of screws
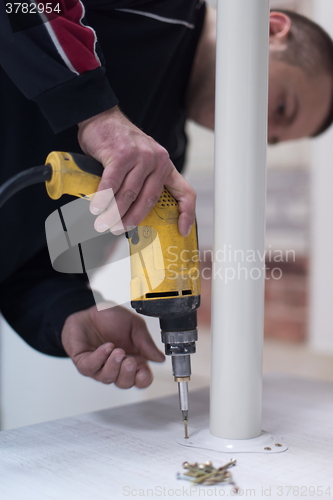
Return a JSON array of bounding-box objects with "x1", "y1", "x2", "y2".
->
[{"x1": 177, "y1": 459, "x2": 239, "y2": 492}]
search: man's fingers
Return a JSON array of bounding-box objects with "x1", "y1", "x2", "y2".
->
[
  {"x1": 90, "y1": 188, "x2": 115, "y2": 217},
  {"x1": 164, "y1": 168, "x2": 197, "y2": 237},
  {"x1": 73, "y1": 343, "x2": 154, "y2": 389},
  {"x1": 135, "y1": 364, "x2": 154, "y2": 389},
  {"x1": 114, "y1": 356, "x2": 138, "y2": 389},
  {"x1": 113, "y1": 357, "x2": 153, "y2": 389},
  {"x1": 73, "y1": 342, "x2": 115, "y2": 377},
  {"x1": 95, "y1": 347, "x2": 127, "y2": 384},
  {"x1": 108, "y1": 167, "x2": 148, "y2": 233},
  {"x1": 119, "y1": 165, "x2": 197, "y2": 238},
  {"x1": 97, "y1": 352, "x2": 153, "y2": 388},
  {"x1": 93, "y1": 194, "x2": 123, "y2": 233},
  {"x1": 93, "y1": 165, "x2": 148, "y2": 233},
  {"x1": 90, "y1": 149, "x2": 171, "y2": 233},
  {"x1": 62, "y1": 304, "x2": 161, "y2": 389},
  {"x1": 90, "y1": 158, "x2": 130, "y2": 215},
  {"x1": 79, "y1": 106, "x2": 195, "y2": 233},
  {"x1": 135, "y1": 371, "x2": 153, "y2": 389},
  {"x1": 117, "y1": 165, "x2": 172, "y2": 233},
  {"x1": 90, "y1": 158, "x2": 161, "y2": 232}
]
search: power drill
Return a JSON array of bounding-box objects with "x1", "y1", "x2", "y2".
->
[{"x1": 0, "y1": 151, "x2": 201, "y2": 437}]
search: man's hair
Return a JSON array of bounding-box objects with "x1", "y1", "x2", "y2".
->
[{"x1": 274, "y1": 9, "x2": 333, "y2": 136}]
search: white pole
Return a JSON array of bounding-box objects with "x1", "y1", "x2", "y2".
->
[
  {"x1": 210, "y1": 0, "x2": 269, "y2": 439},
  {"x1": 309, "y1": 0, "x2": 333, "y2": 355}
]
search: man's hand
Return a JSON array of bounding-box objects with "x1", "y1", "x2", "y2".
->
[
  {"x1": 61, "y1": 303, "x2": 165, "y2": 389},
  {"x1": 77, "y1": 106, "x2": 196, "y2": 237}
]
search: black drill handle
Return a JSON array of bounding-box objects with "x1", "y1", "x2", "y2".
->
[{"x1": 69, "y1": 152, "x2": 104, "y2": 178}]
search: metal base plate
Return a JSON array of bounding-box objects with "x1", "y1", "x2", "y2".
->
[{"x1": 177, "y1": 428, "x2": 288, "y2": 453}]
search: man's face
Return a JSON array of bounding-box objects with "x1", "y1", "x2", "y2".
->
[{"x1": 268, "y1": 56, "x2": 333, "y2": 144}]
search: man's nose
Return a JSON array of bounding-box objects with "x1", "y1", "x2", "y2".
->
[{"x1": 267, "y1": 120, "x2": 282, "y2": 145}]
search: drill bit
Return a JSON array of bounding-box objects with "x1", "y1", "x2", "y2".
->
[
  {"x1": 178, "y1": 380, "x2": 189, "y2": 438},
  {"x1": 183, "y1": 414, "x2": 189, "y2": 439}
]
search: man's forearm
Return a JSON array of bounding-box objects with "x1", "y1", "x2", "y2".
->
[
  {"x1": 186, "y1": 6, "x2": 216, "y2": 130},
  {"x1": 0, "y1": 247, "x2": 102, "y2": 356},
  {"x1": 0, "y1": 0, "x2": 118, "y2": 132}
]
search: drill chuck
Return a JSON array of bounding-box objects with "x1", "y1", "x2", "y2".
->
[
  {"x1": 161, "y1": 327, "x2": 197, "y2": 378},
  {"x1": 162, "y1": 327, "x2": 196, "y2": 363}
]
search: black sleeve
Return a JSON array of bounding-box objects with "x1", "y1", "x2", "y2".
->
[
  {"x1": 0, "y1": 247, "x2": 104, "y2": 357},
  {"x1": 0, "y1": 0, "x2": 119, "y2": 133}
]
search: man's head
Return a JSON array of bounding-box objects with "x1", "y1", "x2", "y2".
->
[{"x1": 268, "y1": 10, "x2": 333, "y2": 144}]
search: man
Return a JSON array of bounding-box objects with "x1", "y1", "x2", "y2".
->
[
  {"x1": 188, "y1": 7, "x2": 333, "y2": 142},
  {"x1": 0, "y1": 2, "x2": 332, "y2": 390},
  {"x1": 0, "y1": 0, "x2": 204, "y2": 390}
]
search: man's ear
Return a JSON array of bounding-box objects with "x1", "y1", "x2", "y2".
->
[{"x1": 269, "y1": 12, "x2": 291, "y2": 41}]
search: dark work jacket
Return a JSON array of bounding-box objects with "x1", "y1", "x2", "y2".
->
[{"x1": 0, "y1": 0, "x2": 206, "y2": 355}]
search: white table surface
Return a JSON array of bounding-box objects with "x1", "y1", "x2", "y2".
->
[{"x1": 0, "y1": 376, "x2": 332, "y2": 500}]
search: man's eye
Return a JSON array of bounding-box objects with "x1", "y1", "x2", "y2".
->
[{"x1": 276, "y1": 101, "x2": 286, "y2": 119}]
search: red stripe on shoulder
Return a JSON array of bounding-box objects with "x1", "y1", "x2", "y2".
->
[{"x1": 46, "y1": 1, "x2": 101, "y2": 73}]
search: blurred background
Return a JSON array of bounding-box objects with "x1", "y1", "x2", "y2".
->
[{"x1": 1, "y1": 0, "x2": 333, "y2": 431}]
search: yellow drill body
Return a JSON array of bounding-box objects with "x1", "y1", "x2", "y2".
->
[{"x1": 45, "y1": 151, "x2": 201, "y2": 308}]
